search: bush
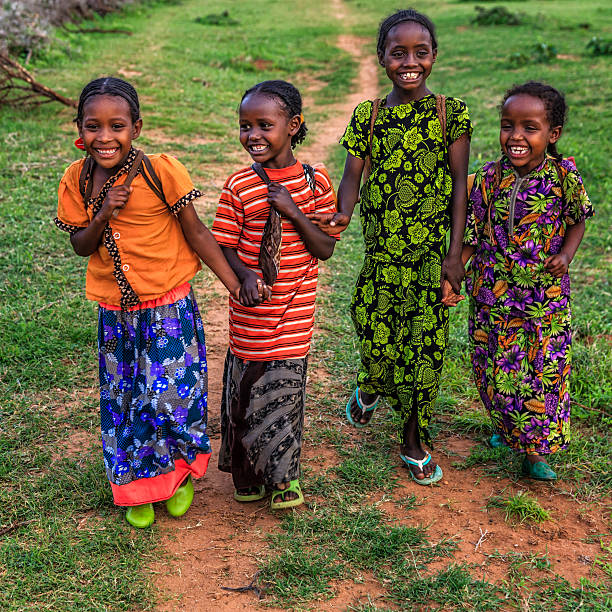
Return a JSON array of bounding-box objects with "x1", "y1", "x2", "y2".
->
[
  {"x1": 0, "y1": 1, "x2": 136, "y2": 59},
  {"x1": 586, "y1": 36, "x2": 612, "y2": 56},
  {"x1": 508, "y1": 43, "x2": 558, "y2": 67},
  {"x1": 472, "y1": 6, "x2": 524, "y2": 26}
]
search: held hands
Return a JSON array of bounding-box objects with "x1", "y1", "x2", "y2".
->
[
  {"x1": 98, "y1": 185, "x2": 132, "y2": 221},
  {"x1": 544, "y1": 253, "x2": 571, "y2": 277},
  {"x1": 238, "y1": 270, "x2": 272, "y2": 307},
  {"x1": 441, "y1": 279, "x2": 465, "y2": 307},
  {"x1": 305, "y1": 212, "x2": 351, "y2": 236},
  {"x1": 441, "y1": 254, "x2": 465, "y2": 295}
]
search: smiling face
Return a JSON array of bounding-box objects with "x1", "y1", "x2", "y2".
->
[
  {"x1": 78, "y1": 94, "x2": 142, "y2": 175},
  {"x1": 238, "y1": 93, "x2": 300, "y2": 169},
  {"x1": 500, "y1": 94, "x2": 562, "y2": 177},
  {"x1": 379, "y1": 20, "x2": 436, "y2": 103}
]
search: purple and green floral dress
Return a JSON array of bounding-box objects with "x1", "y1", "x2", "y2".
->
[{"x1": 464, "y1": 156, "x2": 592, "y2": 455}]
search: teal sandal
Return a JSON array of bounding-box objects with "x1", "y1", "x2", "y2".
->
[
  {"x1": 346, "y1": 388, "x2": 379, "y2": 428},
  {"x1": 488, "y1": 433, "x2": 505, "y2": 448},
  {"x1": 234, "y1": 485, "x2": 266, "y2": 502},
  {"x1": 521, "y1": 457, "x2": 557, "y2": 481},
  {"x1": 400, "y1": 452, "x2": 443, "y2": 486},
  {"x1": 270, "y1": 480, "x2": 304, "y2": 510}
]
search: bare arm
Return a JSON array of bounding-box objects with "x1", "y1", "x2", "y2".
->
[
  {"x1": 544, "y1": 220, "x2": 586, "y2": 277},
  {"x1": 442, "y1": 132, "x2": 471, "y2": 293},
  {"x1": 306, "y1": 153, "x2": 363, "y2": 235},
  {"x1": 178, "y1": 203, "x2": 241, "y2": 299},
  {"x1": 70, "y1": 185, "x2": 131, "y2": 256},
  {"x1": 220, "y1": 246, "x2": 270, "y2": 306}
]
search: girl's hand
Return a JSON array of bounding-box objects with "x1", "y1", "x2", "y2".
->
[
  {"x1": 239, "y1": 271, "x2": 271, "y2": 306},
  {"x1": 305, "y1": 212, "x2": 351, "y2": 235},
  {"x1": 544, "y1": 253, "x2": 570, "y2": 277},
  {"x1": 267, "y1": 183, "x2": 298, "y2": 219},
  {"x1": 98, "y1": 185, "x2": 132, "y2": 221},
  {"x1": 441, "y1": 279, "x2": 464, "y2": 307},
  {"x1": 441, "y1": 254, "x2": 465, "y2": 294}
]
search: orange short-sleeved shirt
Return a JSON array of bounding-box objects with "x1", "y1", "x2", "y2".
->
[
  {"x1": 55, "y1": 150, "x2": 202, "y2": 308},
  {"x1": 212, "y1": 160, "x2": 337, "y2": 360}
]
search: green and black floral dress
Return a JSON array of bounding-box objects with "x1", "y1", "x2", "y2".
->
[{"x1": 340, "y1": 94, "x2": 472, "y2": 444}]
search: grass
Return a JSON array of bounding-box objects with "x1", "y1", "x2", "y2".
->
[
  {"x1": 486, "y1": 490, "x2": 552, "y2": 524},
  {"x1": 1, "y1": 0, "x2": 611, "y2": 609}
]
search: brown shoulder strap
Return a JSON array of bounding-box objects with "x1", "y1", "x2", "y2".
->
[
  {"x1": 361, "y1": 98, "x2": 382, "y2": 190},
  {"x1": 78, "y1": 156, "x2": 95, "y2": 202},
  {"x1": 140, "y1": 154, "x2": 166, "y2": 204},
  {"x1": 251, "y1": 162, "x2": 271, "y2": 185},
  {"x1": 367, "y1": 98, "x2": 382, "y2": 157},
  {"x1": 122, "y1": 149, "x2": 144, "y2": 189},
  {"x1": 435, "y1": 94, "x2": 447, "y2": 148},
  {"x1": 551, "y1": 158, "x2": 567, "y2": 207}
]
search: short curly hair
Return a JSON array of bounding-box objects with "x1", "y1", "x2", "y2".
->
[
  {"x1": 377, "y1": 9, "x2": 437, "y2": 56},
  {"x1": 241, "y1": 80, "x2": 307, "y2": 148},
  {"x1": 502, "y1": 81, "x2": 567, "y2": 160}
]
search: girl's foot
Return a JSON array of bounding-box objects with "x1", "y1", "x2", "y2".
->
[
  {"x1": 270, "y1": 480, "x2": 304, "y2": 510},
  {"x1": 125, "y1": 503, "x2": 155, "y2": 528},
  {"x1": 166, "y1": 475, "x2": 194, "y2": 517},
  {"x1": 346, "y1": 388, "x2": 380, "y2": 427},
  {"x1": 234, "y1": 485, "x2": 266, "y2": 502},
  {"x1": 400, "y1": 447, "x2": 443, "y2": 485},
  {"x1": 521, "y1": 456, "x2": 557, "y2": 481}
]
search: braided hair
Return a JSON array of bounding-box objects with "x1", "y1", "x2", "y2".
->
[
  {"x1": 76, "y1": 77, "x2": 140, "y2": 125},
  {"x1": 377, "y1": 9, "x2": 437, "y2": 56},
  {"x1": 241, "y1": 80, "x2": 307, "y2": 148},
  {"x1": 502, "y1": 81, "x2": 567, "y2": 160}
]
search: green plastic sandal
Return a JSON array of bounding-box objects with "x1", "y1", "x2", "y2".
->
[
  {"x1": 234, "y1": 485, "x2": 266, "y2": 502},
  {"x1": 166, "y1": 475, "x2": 195, "y2": 517},
  {"x1": 125, "y1": 503, "x2": 155, "y2": 528},
  {"x1": 270, "y1": 480, "x2": 304, "y2": 510}
]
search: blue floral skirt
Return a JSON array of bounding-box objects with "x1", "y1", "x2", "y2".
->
[{"x1": 98, "y1": 287, "x2": 211, "y2": 505}]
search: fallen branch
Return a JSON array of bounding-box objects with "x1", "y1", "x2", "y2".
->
[
  {"x1": 221, "y1": 571, "x2": 264, "y2": 600},
  {"x1": 0, "y1": 520, "x2": 32, "y2": 537},
  {"x1": 63, "y1": 26, "x2": 132, "y2": 35},
  {"x1": 0, "y1": 52, "x2": 77, "y2": 108},
  {"x1": 474, "y1": 527, "x2": 489, "y2": 552}
]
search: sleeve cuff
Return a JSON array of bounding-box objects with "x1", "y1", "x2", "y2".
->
[{"x1": 170, "y1": 189, "x2": 203, "y2": 216}]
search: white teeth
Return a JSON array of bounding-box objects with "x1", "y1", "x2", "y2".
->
[
  {"x1": 509, "y1": 146, "x2": 528, "y2": 154},
  {"x1": 250, "y1": 145, "x2": 267, "y2": 152},
  {"x1": 96, "y1": 148, "x2": 118, "y2": 155},
  {"x1": 399, "y1": 72, "x2": 419, "y2": 80}
]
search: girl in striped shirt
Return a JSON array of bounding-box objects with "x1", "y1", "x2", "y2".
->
[{"x1": 212, "y1": 80, "x2": 337, "y2": 510}]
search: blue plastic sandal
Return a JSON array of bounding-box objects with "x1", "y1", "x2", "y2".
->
[
  {"x1": 400, "y1": 452, "x2": 443, "y2": 486},
  {"x1": 488, "y1": 433, "x2": 505, "y2": 448},
  {"x1": 521, "y1": 457, "x2": 557, "y2": 481},
  {"x1": 346, "y1": 388, "x2": 379, "y2": 428}
]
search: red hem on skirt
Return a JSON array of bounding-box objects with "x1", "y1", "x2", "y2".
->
[{"x1": 111, "y1": 452, "x2": 211, "y2": 506}]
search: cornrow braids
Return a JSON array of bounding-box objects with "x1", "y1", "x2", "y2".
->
[
  {"x1": 76, "y1": 77, "x2": 140, "y2": 125},
  {"x1": 502, "y1": 81, "x2": 567, "y2": 160},
  {"x1": 241, "y1": 80, "x2": 307, "y2": 148},
  {"x1": 377, "y1": 9, "x2": 438, "y2": 56}
]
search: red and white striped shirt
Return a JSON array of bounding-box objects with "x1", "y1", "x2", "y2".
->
[{"x1": 212, "y1": 160, "x2": 336, "y2": 360}]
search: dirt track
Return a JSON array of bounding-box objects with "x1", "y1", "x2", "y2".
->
[{"x1": 150, "y1": 1, "x2": 610, "y2": 609}]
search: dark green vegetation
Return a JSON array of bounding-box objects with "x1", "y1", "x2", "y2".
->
[{"x1": 0, "y1": 0, "x2": 610, "y2": 610}]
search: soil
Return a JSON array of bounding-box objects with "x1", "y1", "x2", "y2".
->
[{"x1": 146, "y1": 1, "x2": 610, "y2": 609}]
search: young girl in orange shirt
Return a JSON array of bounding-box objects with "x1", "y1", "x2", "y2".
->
[{"x1": 55, "y1": 77, "x2": 242, "y2": 528}]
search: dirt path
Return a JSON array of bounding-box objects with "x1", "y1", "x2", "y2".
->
[
  {"x1": 151, "y1": 3, "x2": 380, "y2": 609},
  {"x1": 151, "y1": 1, "x2": 610, "y2": 609}
]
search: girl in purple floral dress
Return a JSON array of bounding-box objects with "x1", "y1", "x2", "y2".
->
[{"x1": 444, "y1": 82, "x2": 593, "y2": 480}]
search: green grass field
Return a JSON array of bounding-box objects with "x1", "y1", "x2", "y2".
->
[{"x1": 0, "y1": 0, "x2": 610, "y2": 609}]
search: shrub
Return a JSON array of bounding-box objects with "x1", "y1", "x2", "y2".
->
[
  {"x1": 472, "y1": 6, "x2": 524, "y2": 26},
  {"x1": 586, "y1": 37, "x2": 612, "y2": 56}
]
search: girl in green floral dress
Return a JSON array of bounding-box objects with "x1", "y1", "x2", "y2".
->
[{"x1": 309, "y1": 9, "x2": 472, "y2": 484}]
